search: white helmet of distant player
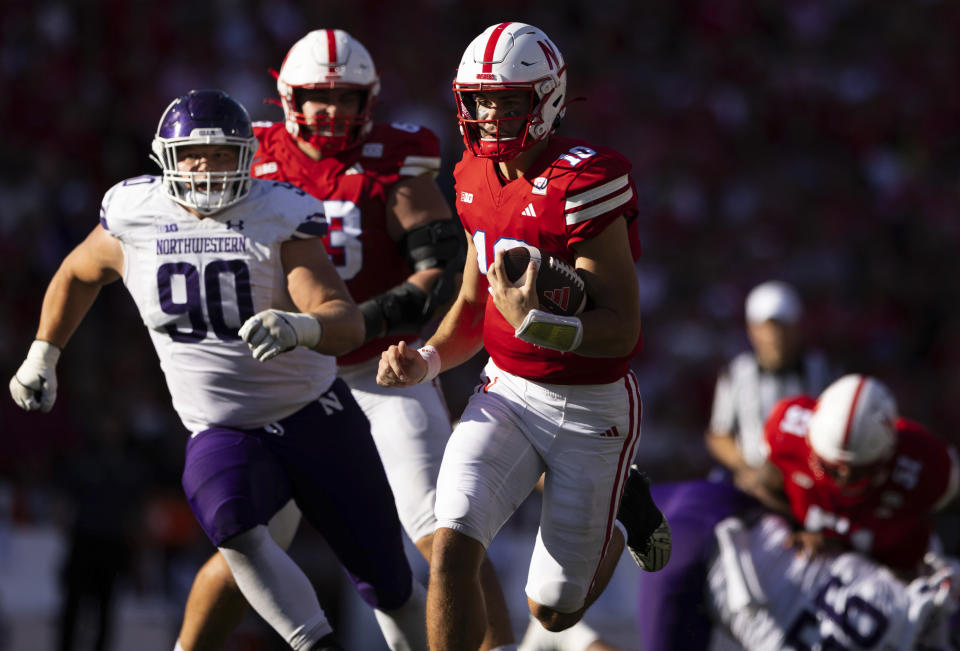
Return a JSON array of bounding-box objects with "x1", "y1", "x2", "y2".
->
[
  {"x1": 276, "y1": 29, "x2": 380, "y2": 155},
  {"x1": 808, "y1": 374, "x2": 898, "y2": 466},
  {"x1": 454, "y1": 22, "x2": 567, "y2": 161}
]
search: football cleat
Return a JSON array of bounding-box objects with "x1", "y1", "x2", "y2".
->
[{"x1": 618, "y1": 465, "x2": 672, "y2": 572}]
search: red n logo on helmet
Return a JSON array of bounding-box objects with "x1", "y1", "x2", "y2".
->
[{"x1": 538, "y1": 41, "x2": 560, "y2": 70}]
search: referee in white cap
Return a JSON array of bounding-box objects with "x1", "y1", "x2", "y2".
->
[{"x1": 704, "y1": 280, "x2": 840, "y2": 491}]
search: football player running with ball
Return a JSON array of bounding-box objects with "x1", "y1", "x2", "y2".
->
[
  {"x1": 9, "y1": 90, "x2": 427, "y2": 650},
  {"x1": 377, "y1": 22, "x2": 670, "y2": 651},
  {"x1": 169, "y1": 29, "x2": 515, "y2": 651}
]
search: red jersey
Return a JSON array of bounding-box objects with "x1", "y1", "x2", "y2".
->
[
  {"x1": 251, "y1": 121, "x2": 441, "y2": 365},
  {"x1": 765, "y1": 395, "x2": 959, "y2": 570},
  {"x1": 454, "y1": 136, "x2": 642, "y2": 384}
]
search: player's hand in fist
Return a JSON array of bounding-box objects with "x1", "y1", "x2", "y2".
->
[
  {"x1": 239, "y1": 310, "x2": 321, "y2": 362},
  {"x1": 9, "y1": 340, "x2": 61, "y2": 412},
  {"x1": 377, "y1": 340, "x2": 434, "y2": 387}
]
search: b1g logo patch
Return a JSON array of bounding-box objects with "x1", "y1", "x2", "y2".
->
[{"x1": 460, "y1": 192, "x2": 474, "y2": 204}]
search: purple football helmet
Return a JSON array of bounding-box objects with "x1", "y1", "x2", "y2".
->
[{"x1": 150, "y1": 89, "x2": 258, "y2": 214}]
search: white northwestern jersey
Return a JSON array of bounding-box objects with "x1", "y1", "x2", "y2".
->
[
  {"x1": 100, "y1": 175, "x2": 337, "y2": 433},
  {"x1": 706, "y1": 515, "x2": 959, "y2": 651}
]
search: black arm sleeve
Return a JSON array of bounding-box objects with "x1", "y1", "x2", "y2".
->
[{"x1": 359, "y1": 221, "x2": 466, "y2": 344}]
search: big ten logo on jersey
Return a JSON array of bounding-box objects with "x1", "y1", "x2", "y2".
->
[
  {"x1": 321, "y1": 200, "x2": 362, "y2": 280},
  {"x1": 780, "y1": 405, "x2": 813, "y2": 437},
  {"x1": 556, "y1": 146, "x2": 596, "y2": 167},
  {"x1": 460, "y1": 191, "x2": 474, "y2": 204}
]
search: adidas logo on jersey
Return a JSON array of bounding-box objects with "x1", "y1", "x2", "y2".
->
[{"x1": 522, "y1": 203, "x2": 537, "y2": 217}]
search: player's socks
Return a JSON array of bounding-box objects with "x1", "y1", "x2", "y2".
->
[
  {"x1": 219, "y1": 525, "x2": 334, "y2": 649},
  {"x1": 373, "y1": 580, "x2": 428, "y2": 651},
  {"x1": 616, "y1": 465, "x2": 672, "y2": 571}
]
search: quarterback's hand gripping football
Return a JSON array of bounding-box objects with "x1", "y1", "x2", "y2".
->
[
  {"x1": 486, "y1": 249, "x2": 540, "y2": 329},
  {"x1": 238, "y1": 309, "x2": 322, "y2": 362},
  {"x1": 9, "y1": 340, "x2": 61, "y2": 412}
]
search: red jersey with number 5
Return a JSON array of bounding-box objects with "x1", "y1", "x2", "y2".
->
[
  {"x1": 251, "y1": 121, "x2": 441, "y2": 365},
  {"x1": 765, "y1": 395, "x2": 959, "y2": 570},
  {"x1": 454, "y1": 136, "x2": 642, "y2": 384}
]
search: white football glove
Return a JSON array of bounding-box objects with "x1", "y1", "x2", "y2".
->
[
  {"x1": 238, "y1": 309, "x2": 322, "y2": 362},
  {"x1": 9, "y1": 340, "x2": 61, "y2": 412}
]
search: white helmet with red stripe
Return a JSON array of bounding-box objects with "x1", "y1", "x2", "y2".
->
[
  {"x1": 276, "y1": 29, "x2": 380, "y2": 155},
  {"x1": 808, "y1": 374, "x2": 898, "y2": 466},
  {"x1": 454, "y1": 22, "x2": 567, "y2": 161}
]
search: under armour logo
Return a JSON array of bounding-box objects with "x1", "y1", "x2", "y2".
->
[
  {"x1": 521, "y1": 203, "x2": 537, "y2": 217},
  {"x1": 226, "y1": 220, "x2": 244, "y2": 231}
]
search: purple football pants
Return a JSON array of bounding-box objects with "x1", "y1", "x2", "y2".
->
[
  {"x1": 636, "y1": 479, "x2": 761, "y2": 651},
  {"x1": 181, "y1": 378, "x2": 412, "y2": 610}
]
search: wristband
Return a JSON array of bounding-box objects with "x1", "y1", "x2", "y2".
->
[
  {"x1": 514, "y1": 309, "x2": 583, "y2": 352},
  {"x1": 418, "y1": 345, "x2": 442, "y2": 384},
  {"x1": 282, "y1": 312, "x2": 322, "y2": 349},
  {"x1": 28, "y1": 340, "x2": 62, "y2": 366}
]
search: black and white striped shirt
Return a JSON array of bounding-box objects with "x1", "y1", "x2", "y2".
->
[{"x1": 709, "y1": 350, "x2": 839, "y2": 468}]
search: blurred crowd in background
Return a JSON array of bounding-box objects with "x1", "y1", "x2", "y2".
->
[{"x1": 1, "y1": 0, "x2": 959, "y2": 649}]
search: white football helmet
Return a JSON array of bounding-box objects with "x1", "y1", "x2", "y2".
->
[
  {"x1": 454, "y1": 22, "x2": 567, "y2": 161},
  {"x1": 808, "y1": 374, "x2": 898, "y2": 466},
  {"x1": 276, "y1": 29, "x2": 380, "y2": 155}
]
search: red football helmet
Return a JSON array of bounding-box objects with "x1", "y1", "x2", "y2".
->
[
  {"x1": 453, "y1": 22, "x2": 567, "y2": 161},
  {"x1": 276, "y1": 29, "x2": 380, "y2": 155}
]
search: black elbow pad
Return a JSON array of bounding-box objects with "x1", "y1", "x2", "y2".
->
[{"x1": 359, "y1": 282, "x2": 429, "y2": 342}]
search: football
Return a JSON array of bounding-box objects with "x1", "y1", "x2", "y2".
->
[{"x1": 501, "y1": 246, "x2": 587, "y2": 316}]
